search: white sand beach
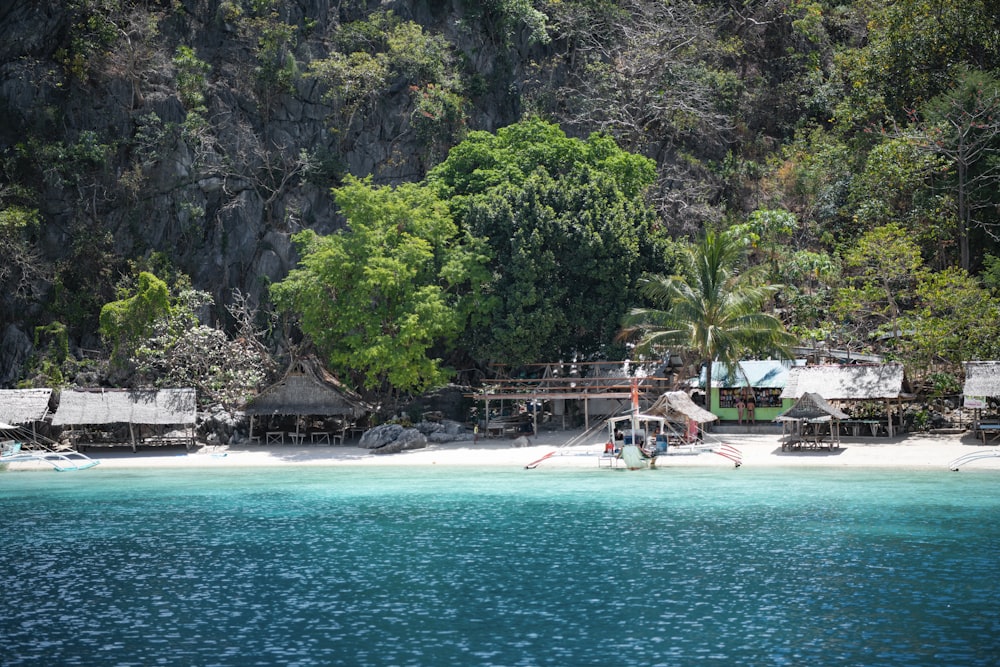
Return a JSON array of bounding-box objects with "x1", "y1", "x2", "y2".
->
[{"x1": 9, "y1": 428, "x2": 1000, "y2": 471}]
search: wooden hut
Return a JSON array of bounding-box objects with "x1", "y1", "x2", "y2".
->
[
  {"x1": 776, "y1": 392, "x2": 849, "y2": 450},
  {"x1": 243, "y1": 358, "x2": 370, "y2": 444},
  {"x1": 51, "y1": 388, "x2": 197, "y2": 451},
  {"x1": 647, "y1": 390, "x2": 718, "y2": 442},
  {"x1": 961, "y1": 361, "x2": 1000, "y2": 442},
  {"x1": 780, "y1": 364, "x2": 908, "y2": 436},
  {"x1": 0, "y1": 388, "x2": 54, "y2": 443}
]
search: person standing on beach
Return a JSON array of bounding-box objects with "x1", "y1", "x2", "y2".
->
[
  {"x1": 745, "y1": 389, "x2": 756, "y2": 425},
  {"x1": 736, "y1": 395, "x2": 746, "y2": 424}
]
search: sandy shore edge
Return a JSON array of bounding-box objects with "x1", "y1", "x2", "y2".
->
[{"x1": 7, "y1": 429, "x2": 1000, "y2": 471}]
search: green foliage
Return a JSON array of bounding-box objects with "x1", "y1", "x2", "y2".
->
[
  {"x1": 99, "y1": 271, "x2": 172, "y2": 368},
  {"x1": 411, "y1": 83, "x2": 467, "y2": 156},
  {"x1": 232, "y1": 0, "x2": 300, "y2": 107},
  {"x1": 15, "y1": 131, "x2": 112, "y2": 190},
  {"x1": 173, "y1": 45, "x2": 211, "y2": 111},
  {"x1": 834, "y1": 223, "x2": 924, "y2": 349},
  {"x1": 898, "y1": 267, "x2": 1000, "y2": 379},
  {"x1": 55, "y1": 0, "x2": 123, "y2": 80},
  {"x1": 621, "y1": 231, "x2": 796, "y2": 412},
  {"x1": 271, "y1": 176, "x2": 487, "y2": 395},
  {"x1": 309, "y1": 10, "x2": 465, "y2": 143},
  {"x1": 428, "y1": 118, "x2": 659, "y2": 364}
]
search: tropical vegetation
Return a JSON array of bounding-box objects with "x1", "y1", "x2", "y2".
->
[{"x1": 0, "y1": 0, "x2": 998, "y2": 411}]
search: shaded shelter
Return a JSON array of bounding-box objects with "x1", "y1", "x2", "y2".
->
[
  {"x1": 0, "y1": 388, "x2": 54, "y2": 444},
  {"x1": 780, "y1": 364, "x2": 908, "y2": 436},
  {"x1": 776, "y1": 392, "x2": 849, "y2": 450},
  {"x1": 243, "y1": 358, "x2": 370, "y2": 444},
  {"x1": 961, "y1": 361, "x2": 1000, "y2": 442},
  {"x1": 51, "y1": 388, "x2": 197, "y2": 451},
  {"x1": 647, "y1": 390, "x2": 718, "y2": 442}
]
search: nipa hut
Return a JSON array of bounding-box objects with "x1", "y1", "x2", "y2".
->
[
  {"x1": 961, "y1": 361, "x2": 1000, "y2": 440},
  {"x1": 0, "y1": 388, "x2": 54, "y2": 442},
  {"x1": 776, "y1": 392, "x2": 850, "y2": 449},
  {"x1": 243, "y1": 358, "x2": 370, "y2": 444},
  {"x1": 780, "y1": 363, "x2": 908, "y2": 435},
  {"x1": 51, "y1": 388, "x2": 197, "y2": 451},
  {"x1": 647, "y1": 390, "x2": 718, "y2": 442}
]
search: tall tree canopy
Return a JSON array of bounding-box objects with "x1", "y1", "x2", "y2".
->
[
  {"x1": 428, "y1": 118, "x2": 664, "y2": 365},
  {"x1": 270, "y1": 176, "x2": 488, "y2": 396}
]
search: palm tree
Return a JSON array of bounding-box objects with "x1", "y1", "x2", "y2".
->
[{"x1": 620, "y1": 231, "x2": 796, "y2": 413}]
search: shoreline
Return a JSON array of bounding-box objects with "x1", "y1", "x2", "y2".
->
[{"x1": 6, "y1": 429, "x2": 1000, "y2": 472}]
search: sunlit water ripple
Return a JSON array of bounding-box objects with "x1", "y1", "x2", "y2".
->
[{"x1": 2, "y1": 466, "x2": 999, "y2": 666}]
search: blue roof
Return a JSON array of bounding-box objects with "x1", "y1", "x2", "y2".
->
[{"x1": 698, "y1": 360, "x2": 792, "y2": 389}]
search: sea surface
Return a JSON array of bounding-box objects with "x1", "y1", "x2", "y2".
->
[{"x1": 2, "y1": 465, "x2": 999, "y2": 667}]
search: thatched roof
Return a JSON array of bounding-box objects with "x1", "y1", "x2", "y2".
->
[
  {"x1": 51, "y1": 388, "x2": 197, "y2": 426},
  {"x1": 780, "y1": 364, "x2": 905, "y2": 400},
  {"x1": 647, "y1": 391, "x2": 718, "y2": 423},
  {"x1": 776, "y1": 392, "x2": 849, "y2": 422},
  {"x1": 243, "y1": 358, "x2": 369, "y2": 417},
  {"x1": 0, "y1": 388, "x2": 53, "y2": 425},
  {"x1": 962, "y1": 361, "x2": 1000, "y2": 398}
]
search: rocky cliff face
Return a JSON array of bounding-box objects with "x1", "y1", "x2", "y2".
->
[{"x1": 0, "y1": 0, "x2": 536, "y2": 383}]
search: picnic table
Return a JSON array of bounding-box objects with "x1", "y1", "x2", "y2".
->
[
  {"x1": 841, "y1": 419, "x2": 887, "y2": 437},
  {"x1": 975, "y1": 423, "x2": 1000, "y2": 444}
]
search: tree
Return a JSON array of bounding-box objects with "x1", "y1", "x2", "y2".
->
[
  {"x1": 99, "y1": 271, "x2": 171, "y2": 371},
  {"x1": 428, "y1": 118, "x2": 661, "y2": 365},
  {"x1": 833, "y1": 223, "x2": 924, "y2": 354},
  {"x1": 915, "y1": 68, "x2": 1000, "y2": 270},
  {"x1": 898, "y1": 267, "x2": 1000, "y2": 384},
  {"x1": 620, "y1": 231, "x2": 795, "y2": 413},
  {"x1": 270, "y1": 176, "x2": 488, "y2": 399}
]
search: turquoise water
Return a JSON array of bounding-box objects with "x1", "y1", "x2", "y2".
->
[{"x1": 2, "y1": 466, "x2": 999, "y2": 667}]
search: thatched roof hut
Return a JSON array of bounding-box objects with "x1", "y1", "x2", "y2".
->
[
  {"x1": 243, "y1": 358, "x2": 369, "y2": 419},
  {"x1": 781, "y1": 364, "x2": 908, "y2": 435},
  {"x1": 776, "y1": 392, "x2": 849, "y2": 422},
  {"x1": 780, "y1": 364, "x2": 906, "y2": 401},
  {"x1": 962, "y1": 361, "x2": 1000, "y2": 401},
  {"x1": 51, "y1": 388, "x2": 197, "y2": 426},
  {"x1": 0, "y1": 388, "x2": 53, "y2": 425},
  {"x1": 648, "y1": 391, "x2": 718, "y2": 424}
]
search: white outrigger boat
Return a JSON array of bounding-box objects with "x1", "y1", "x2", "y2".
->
[
  {"x1": 525, "y1": 389, "x2": 742, "y2": 470},
  {"x1": 597, "y1": 410, "x2": 742, "y2": 469},
  {"x1": 1, "y1": 422, "x2": 100, "y2": 472}
]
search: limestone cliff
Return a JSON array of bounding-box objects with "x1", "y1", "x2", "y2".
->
[{"x1": 0, "y1": 0, "x2": 537, "y2": 382}]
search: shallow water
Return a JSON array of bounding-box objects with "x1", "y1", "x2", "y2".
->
[{"x1": 2, "y1": 466, "x2": 999, "y2": 666}]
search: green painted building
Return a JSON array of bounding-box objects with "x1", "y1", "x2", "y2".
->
[{"x1": 697, "y1": 360, "x2": 796, "y2": 423}]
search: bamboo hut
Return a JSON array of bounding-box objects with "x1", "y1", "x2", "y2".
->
[
  {"x1": 780, "y1": 364, "x2": 908, "y2": 436},
  {"x1": 243, "y1": 358, "x2": 370, "y2": 444},
  {"x1": 961, "y1": 361, "x2": 1000, "y2": 442},
  {"x1": 776, "y1": 392, "x2": 849, "y2": 450},
  {"x1": 0, "y1": 388, "x2": 54, "y2": 444},
  {"x1": 51, "y1": 388, "x2": 197, "y2": 451},
  {"x1": 647, "y1": 390, "x2": 718, "y2": 442}
]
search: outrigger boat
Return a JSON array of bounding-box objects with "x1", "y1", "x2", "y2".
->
[
  {"x1": 524, "y1": 384, "x2": 742, "y2": 470},
  {"x1": 0, "y1": 422, "x2": 100, "y2": 472}
]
